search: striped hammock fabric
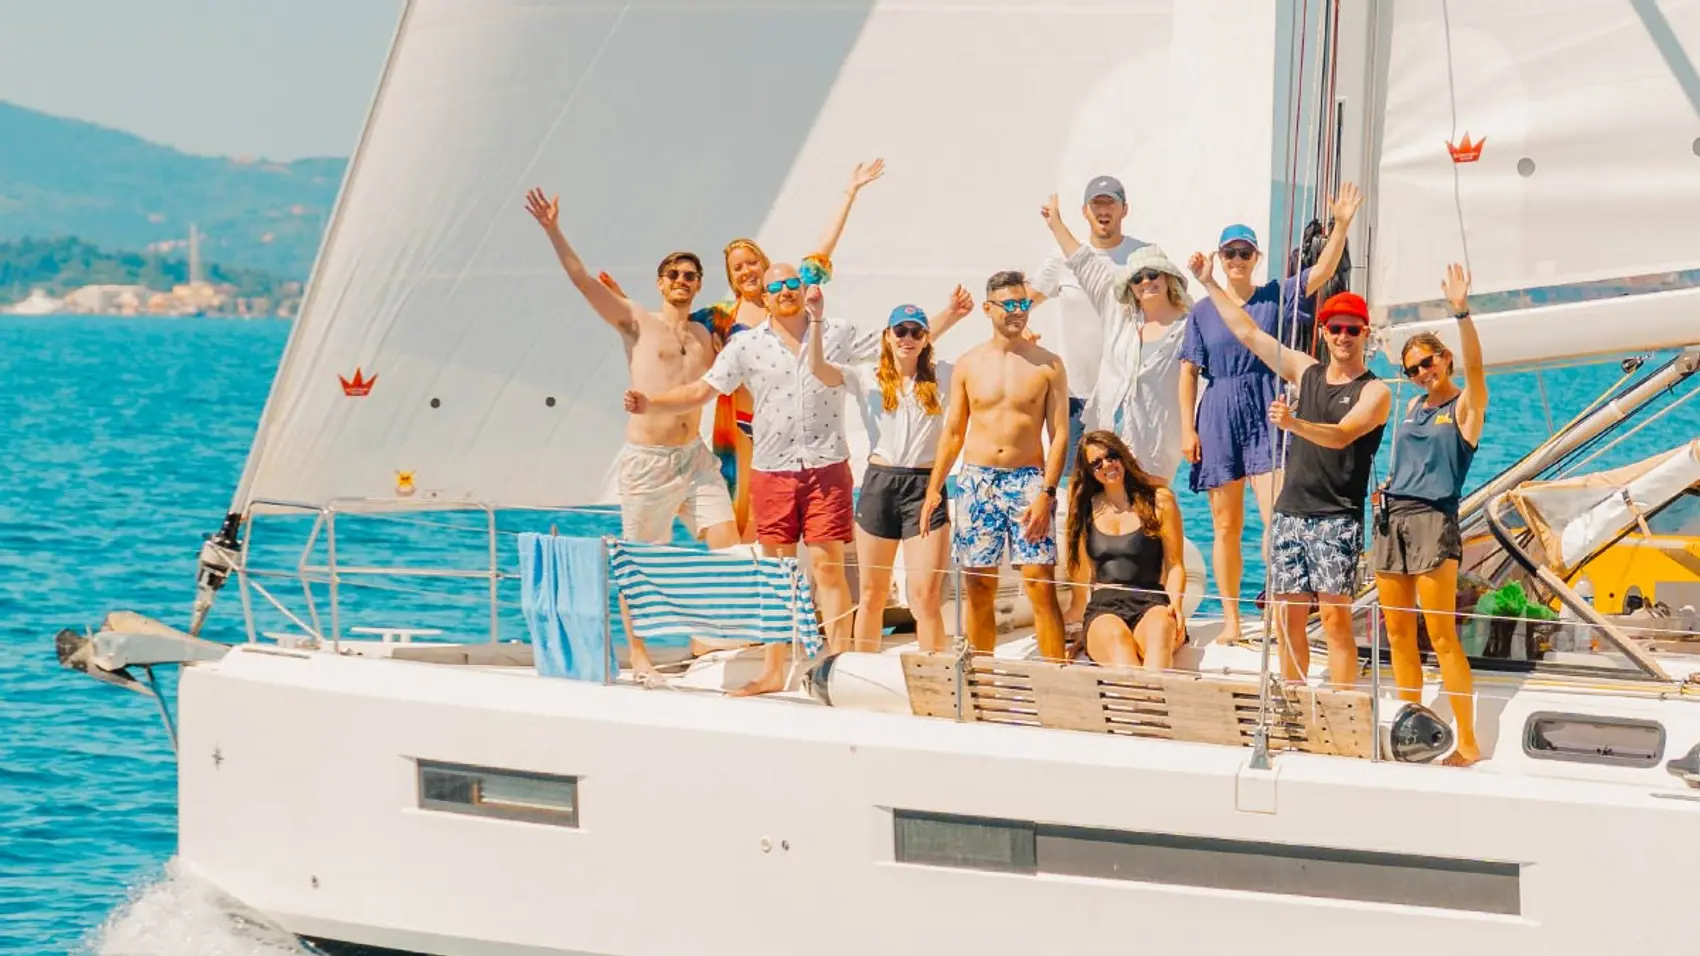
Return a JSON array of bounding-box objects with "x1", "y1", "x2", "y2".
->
[{"x1": 608, "y1": 541, "x2": 820, "y2": 655}]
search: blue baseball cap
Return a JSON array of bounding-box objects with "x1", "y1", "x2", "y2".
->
[
  {"x1": 887, "y1": 304, "x2": 929, "y2": 328},
  {"x1": 1218, "y1": 224, "x2": 1260, "y2": 251}
]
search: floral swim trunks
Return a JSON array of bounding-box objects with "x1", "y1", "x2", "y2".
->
[{"x1": 952, "y1": 464, "x2": 1058, "y2": 568}]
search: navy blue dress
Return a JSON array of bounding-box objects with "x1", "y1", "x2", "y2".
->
[{"x1": 1179, "y1": 269, "x2": 1312, "y2": 492}]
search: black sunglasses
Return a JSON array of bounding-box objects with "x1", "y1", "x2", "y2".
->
[
  {"x1": 1403, "y1": 354, "x2": 1440, "y2": 378},
  {"x1": 890, "y1": 323, "x2": 927, "y2": 340},
  {"x1": 1086, "y1": 454, "x2": 1120, "y2": 472},
  {"x1": 1129, "y1": 269, "x2": 1165, "y2": 286},
  {"x1": 664, "y1": 268, "x2": 701, "y2": 282},
  {"x1": 1220, "y1": 246, "x2": 1257, "y2": 261},
  {"x1": 1325, "y1": 323, "x2": 1365, "y2": 338}
]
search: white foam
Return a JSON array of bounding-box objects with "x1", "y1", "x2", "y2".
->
[{"x1": 88, "y1": 859, "x2": 310, "y2": 956}]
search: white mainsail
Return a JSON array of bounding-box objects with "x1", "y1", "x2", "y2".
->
[{"x1": 232, "y1": 0, "x2": 1290, "y2": 514}]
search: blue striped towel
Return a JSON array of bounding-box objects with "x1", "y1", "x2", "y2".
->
[
  {"x1": 608, "y1": 540, "x2": 820, "y2": 655},
  {"x1": 518, "y1": 533, "x2": 610, "y2": 682}
]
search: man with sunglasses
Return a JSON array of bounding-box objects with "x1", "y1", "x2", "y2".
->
[
  {"x1": 920, "y1": 270, "x2": 1070, "y2": 661},
  {"x1": 1190, "y1": 252, "x2": 1389, "y2": 690},
  {"x1": 1029, "y1": 175, "x2": 1148, "y2": 481},
  {"x1": 525, "y1": 187, "x2": 740, "y2": 676},
  {"x1": 625, "y1": 262, "x2": 879, "y2": 695}
]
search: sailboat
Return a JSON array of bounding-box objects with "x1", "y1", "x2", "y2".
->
[{"x1": 56, "y1": 1, "x2": 1700, "y2": 953}]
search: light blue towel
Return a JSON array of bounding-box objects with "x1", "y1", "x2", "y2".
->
[
  {"x1": 518, "y1": 533, "x2": 610, "y2": 681},
  {"x1": 609, "y1": 540, "x2": 820, "y2": 655}
]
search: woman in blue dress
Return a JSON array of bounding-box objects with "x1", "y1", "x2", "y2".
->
[{"x1": 1177, "y1": 185, "x2": 1362, "y2": 640}]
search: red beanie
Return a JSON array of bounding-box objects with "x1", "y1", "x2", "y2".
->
[{"x1": 1317, "y1": 291, "x2": 1370, "y2": 325}]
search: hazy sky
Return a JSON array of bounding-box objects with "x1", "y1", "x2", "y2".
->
[{"x1": 0, "y1": 1, "x2": 402, "y2": 160}]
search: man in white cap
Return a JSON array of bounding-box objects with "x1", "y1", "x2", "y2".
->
[{"x1": 1030, "y1": 175, "x2": 1149, "y2": 477}]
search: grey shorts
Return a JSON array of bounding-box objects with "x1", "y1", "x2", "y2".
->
[
  {"x1": 1270, "y1": 512, "x2": 1363, "y2": 598},
  {"x1": 1371, "y1": 497, "x2": 1461, "y2": 575}
]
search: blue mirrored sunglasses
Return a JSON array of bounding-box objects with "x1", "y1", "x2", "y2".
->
[
  {"x1": 993, "y1": 298, "x2": 1034, "y2": 314},
  {"x1": 764, "y1": 277, "x2": 803, "y2": 294}
]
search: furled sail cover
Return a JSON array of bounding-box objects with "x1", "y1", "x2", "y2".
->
[
  {"x1": 234, "y1": 0, "x2": 1282, "y2": 513},
  {"x1": 1509, "y1": 440, "x2": 1700, "y2": 577},
  {"x1": 1372, "y1": 0, "x2": 1700, "y2": 307}
]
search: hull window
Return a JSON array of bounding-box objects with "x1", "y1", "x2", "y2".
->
[
  {"x1": 417, "y1": 760, "x2": 578, "y2": 827},
  {"x1": 894, "y1": 810, "x2": 1036, "y2": 874},
  {"x1": 894, "y1": 811, "x2": 1518, "y2": 914},
  {"x1": 1523, "y1": 712, "x2": 1665, "y2": 767}
]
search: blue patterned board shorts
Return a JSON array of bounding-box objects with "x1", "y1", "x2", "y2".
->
[
  {"x1": 1269, "y1": 512, "x2": 1363, "y2": 597},
  {"x1": 953, "y1": 464, "x2": 1058, "y2": 568}
]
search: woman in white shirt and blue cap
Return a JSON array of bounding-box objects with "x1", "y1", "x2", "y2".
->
[{"x1": 808, "y1": 292, "x2": 972, "y2": 654}]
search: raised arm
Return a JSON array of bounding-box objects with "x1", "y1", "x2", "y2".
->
[
  {"x1": 525, "y1": 188, "x2": 640, "y2": 337},
  {"x1": 1443, "y1": 263, "x2": 1489, "y2": 445},
  {"x1": 802, "y1": 286, "x2": 845, "y2": 387},
  {"x1": 1304, "y1": 183, "x2": 1364, "y2": 297},
  {"x1": 1040, "y1": 193, "x2": 1084, "y2": 259},
  {"x1": 1188, "y1": 251, "x2": 1314, "y2": 384},
  {"x1": 919, "y1": 363, "x2": 972, "y2": 535},
  {"x1": 811, "y1": 159, "x2": 885, "y2": 261},
  {"x1": 927, "y1": 285, "x2": 976, "y2": 341},
  {"x1": 1271, "y1": 379, "x2": 1392, "y2": 450}
]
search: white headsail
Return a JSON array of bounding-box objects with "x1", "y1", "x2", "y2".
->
[
  {"x1": 232, "y1": 0, "x2": 1290, "y2": 514},
  {"x1": 1369, "y1": 0, "x2": 1700, "y2": 364}
]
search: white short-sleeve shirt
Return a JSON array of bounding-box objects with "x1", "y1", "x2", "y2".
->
[
  {"x1": 841, "y1": 360, "x2": 953, "y2": 469},
  {"x1": 701, "y1": 317, "x2": 878, "y2": 472}
]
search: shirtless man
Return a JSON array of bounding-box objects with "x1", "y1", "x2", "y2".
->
[
  {"x1": 625, "y1": 262, "x2": 876, "y2": 695},
  {"x1": 525, "y1": 187, "x2": 740, "y2": 675},
  {"x1": 920, "y1": 271, "x2": 1070, "y2": 660}
]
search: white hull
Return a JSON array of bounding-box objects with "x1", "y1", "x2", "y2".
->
[{"x1": 177, "y1": 643, "x2": 1700, "y2": 955}]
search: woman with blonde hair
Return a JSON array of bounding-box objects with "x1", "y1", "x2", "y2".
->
[
  {"x1": 1374, "y1": 263, "x2": 1487, "y2": 765},
  {"x1": 1063, "y1": 431, "x2": 1188, "y2": 669},
  {"x1": 806, "y1": 290, "x2": 973, "y2": 652}
]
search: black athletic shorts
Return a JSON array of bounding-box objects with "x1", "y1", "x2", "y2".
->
[{"x1": 856, "y1": 463, "x2": 948, "y2": 540}]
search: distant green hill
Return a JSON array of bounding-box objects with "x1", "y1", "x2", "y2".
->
[
  {"x1": 0, "y1": 236, "x2": 293, "y2": 303},
  {"x1": 0, "y1": 101, "x2": 345, "y2": 279}
]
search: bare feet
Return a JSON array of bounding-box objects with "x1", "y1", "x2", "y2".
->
[
  {"x1": 729, "y1": 669, "x2": 788, "y2": 697},
  {"x1": 1442, "y1": 747, "x2": 1480, "y2": 768},
  {"x1": 628, "y1": 643, "x2": 657, "y2": 680},
  {"x1": 1215, "y1": 611, "x2": 1242, "y2": 645}
]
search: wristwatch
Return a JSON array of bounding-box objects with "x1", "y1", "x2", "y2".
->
[
  {"x1": 1042, "y1": 485, "x2": 1057, "y2": 499},
  {"x1": 1452, "y1": 308, "x2": 1471, "y2": 320}
]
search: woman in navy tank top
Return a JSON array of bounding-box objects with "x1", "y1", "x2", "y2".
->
[{"x1": 1373, "y1": 264, "x2": 1489, "y2": 765}]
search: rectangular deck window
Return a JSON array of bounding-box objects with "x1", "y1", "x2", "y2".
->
[
  {"x1": 893, "y1": 811, "x2": 1519, "y2": 914},
  {"x1": 1524, "y1": 712, "x2": 1664, "y2": 767},
  {"x1": 417, "y1": 760, "x2": 578, "y2": 827}
]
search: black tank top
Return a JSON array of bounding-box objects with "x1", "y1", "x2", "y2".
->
[
  {"x1": 1275, "y1": 363, "x2": 1386, "y2": 518},
  {"x1": 1087, "y1": 518, "x2": 1164, "y2": 590}
]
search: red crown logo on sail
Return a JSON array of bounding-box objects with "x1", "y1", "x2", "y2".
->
[
  {"x1": 1446, "y1": 133, "x2": 1486, "y2": 163},
  {"x1": 338, "y1": 367, "x2": 377, "y2": 397}
]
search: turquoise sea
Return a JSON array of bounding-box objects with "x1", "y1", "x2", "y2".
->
[{"x1": 0, "y1": 314, "x2": 1692, "y2": 954}]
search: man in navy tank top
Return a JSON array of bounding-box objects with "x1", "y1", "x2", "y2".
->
[{"x1": 1189, "y1": 253, "x2": 1390, "y2": 689}]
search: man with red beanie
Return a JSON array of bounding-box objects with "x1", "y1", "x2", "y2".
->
[{"x1": 1188, "y1": 254, "x2": 1390, "y2": 690}]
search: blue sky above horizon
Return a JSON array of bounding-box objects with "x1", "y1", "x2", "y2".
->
[{"x1": 0, "y1": 1, "x2": 401, "y2": 161}]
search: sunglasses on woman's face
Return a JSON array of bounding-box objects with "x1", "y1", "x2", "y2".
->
[
  {"x1": 890, "y1": 323, "x2": 927, "y2": 340},
  {"x1": 664, "y1": 269, "x2": 701, "y2": 282},
  {"x1": 1129, "y1": 269, "x2": 1165, "y2": 286},
  {"x1": 1325, "y1": 323, "x2": 1365, "y2": 338},
  {"x1": 1403, "y1": 354, "x2": 1440, "y2": 378},
  {"x1": 1219, "y1": 246, "x2": 1256, "y2": 261},
  {"x1": 764, "y1": 277, "x2": 803, "y2": 294},
  {"x1": 1087, "y1": 454, "x2": 1121, "y2": 473}
]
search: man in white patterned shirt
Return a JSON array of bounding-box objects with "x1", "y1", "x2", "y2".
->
[{"x1": 627, "y1": 262, "x2": 877, "y2": 695}]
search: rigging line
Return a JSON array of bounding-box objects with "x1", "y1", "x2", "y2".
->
[
  {"x1": 1560, "y1": 381, "x2": 1700, "y2": 476},
  {"x1": 1439, "y1": 0, "x2": 1473, "y2": 270}
]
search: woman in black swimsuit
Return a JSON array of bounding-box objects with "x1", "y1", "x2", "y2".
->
[{"x1": 1063, "y1": 430, "x2": 1189, "y2": 668}]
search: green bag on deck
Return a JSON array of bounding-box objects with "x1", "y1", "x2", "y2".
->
[{"x1": 1475, "y1": 581, "x2": 1557, "y2": 659}]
